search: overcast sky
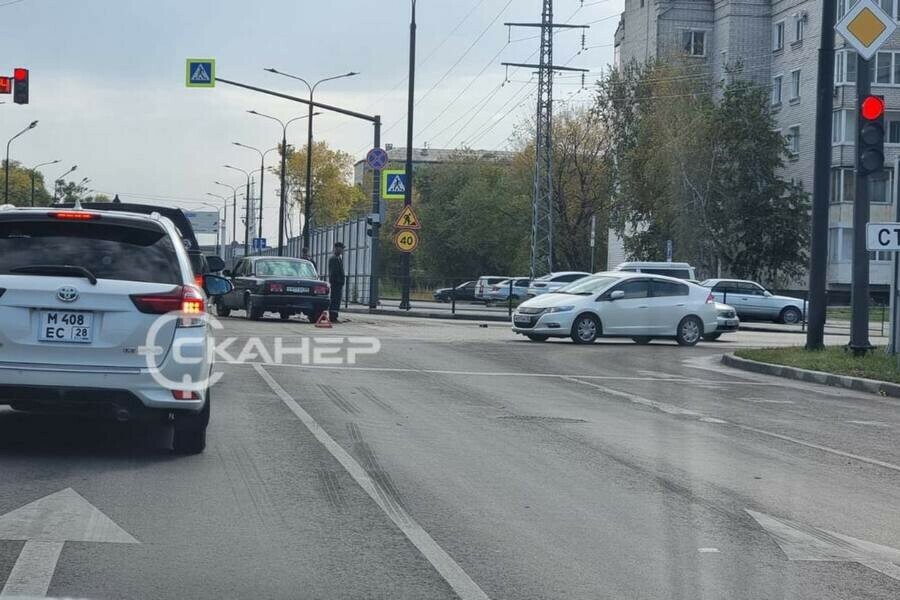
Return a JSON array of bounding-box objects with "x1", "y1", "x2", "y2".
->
[{"x1": 4, "y1": 0, "x2": 620, "y2": 242}]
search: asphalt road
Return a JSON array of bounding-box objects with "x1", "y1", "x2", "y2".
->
[{"x1": 0, "y1": 313, "x2": 898, "y2": 599}]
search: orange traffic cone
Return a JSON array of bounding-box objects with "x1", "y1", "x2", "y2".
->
[{"x1": 315, "y1": 311, "x2": 333, "y2": 328}]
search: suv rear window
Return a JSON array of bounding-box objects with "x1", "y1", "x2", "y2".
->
[{"x1": 0, "y1": 220, "x2": 182, "y2": 284}]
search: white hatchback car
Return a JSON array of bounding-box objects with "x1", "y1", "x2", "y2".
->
[
  {"x1": 0, "y1": 206, "x2": 232, "y2": 453},
  {"x1": 512, "y1": 272, "x2": 718, "y2": 346}
]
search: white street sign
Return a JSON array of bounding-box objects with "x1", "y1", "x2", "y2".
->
[
  {"x1": 747, "y1": 509, "x2": 900, "y2": 581},
  {"x1": 866, "y1": 222, "x2": 900, "y2": 251},
  {"x1": 836, "y1": 0, "x2": 897, "y2": 60},
  {"x1": 0, "y1": 488, "x2": 139, "y2": 596}
]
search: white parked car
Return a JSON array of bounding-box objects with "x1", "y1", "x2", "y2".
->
[
  {"x1": 512, "y1": 272, "x2": 718, "y2": 346},
  {"x1": 526, "y1": 271, "x2": 591, "y2": 298},
  {"x1": 0, "y1": 206, "x2": 233, "y2": 454},
  {"x1": 474, "y1": 276, "x2": 509, "y2": 301},
  {"x1": 614, "y1": 261, "x2": 696, "y2": 280},
  {"x1": 486, "y1": 277, "x2": 531, "y2": 303}
]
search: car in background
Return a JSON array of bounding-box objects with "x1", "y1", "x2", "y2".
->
[
  {"x1": 475, "y1": 276, "x2": 510, "y2": 301},
  {"x1": 0, "y1": 205, "x2": 233, "y2": 454},
  {"x1": 433, "y1": 280, "x2": 477, "y2": 303},
  {"x1": 486, "y1": 277, "x2": 531, "y2": 303},
  {"x1": 701, "y1": 278, "x2": 805, "y2": 324},
  {"x1": 218, "y1": 256, "x2": 330, "y2": 322},
  {"x1": 512, "y1": 272, "x2": 717, "y2": 346},
  {"x1": 525, "y1": 271, "x2": 590, "y2": 298},
  {"x1": 705, "y1": 303, "x2": 740, "y2": 341},
  {"x1": 614, "y1": 261, "x2": 696, "y2": 280}
]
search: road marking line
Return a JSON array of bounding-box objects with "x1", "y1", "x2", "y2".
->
[
  {"x1": 253, "y1": 364, "x2": 490, "y2": 600},
  {"x1": 847, "y1": 420, "x2": 892, "y2": 427},
  {"x1": 697, "y1": 547, "x2": 720, "y2": 553},
  {"x1": 0, "y1": 541, "x2": 63, "y2": 597},
  {"x1": 561, "y1": 376, "x2": 900, "y2": 474},
  {"x1": 740, "y1": 398, "x2": 795, "y2": 404}
]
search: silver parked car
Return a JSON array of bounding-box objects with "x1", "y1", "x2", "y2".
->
[
  {"x1": 701, "y1": 279, "x2": 805, "y2": 324},
  {"x1": 486, "y1": 278, "x2": 531, "y2": 303},
  {"x1": 526, "y1": 271, "x2": 590, "y2": 298}
]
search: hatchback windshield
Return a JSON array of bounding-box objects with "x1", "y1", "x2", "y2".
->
[
  {"x1": 556, "y1": 275, "x2": 619, "y2": 295},
  {"x1": 255, "y1": 259, "x2": 316, "y2": 278}
]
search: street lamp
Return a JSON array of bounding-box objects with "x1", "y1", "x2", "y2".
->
[
  {"x1": 4, "y1": 120, "x2": 39, "y2": 204},
  {"x1": 264, "y1": 68, "x2": 359, "y2": 247},
  {"x1": 204, "y1": 195, "x2": 228, "y2": 258},
  {"x1": 214, "y1": 180, "x2": 239, "y2": 248},
  {"x1": 28, "y1": 159, "x2": 60, "y2": 206},
  {"x1": 247, "y1": 110, "x2": 321, "y2": 255},
  {"x1": 53, "y1": 165, "x2": 77, "y2": 203},
  {"x1": 232, "y1": 142, "x2": 279, "y2": 246},
  {"x1": 223, "y1": 165, "x2": 252, "y2": 257}
]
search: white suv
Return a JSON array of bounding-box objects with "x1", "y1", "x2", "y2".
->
[{"x1": 0, "y1": 206, "x2": 232, "y2": 454}]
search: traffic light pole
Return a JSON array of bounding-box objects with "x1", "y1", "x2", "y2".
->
[
  {"x1": 369, "y1": 117, "x2": 382, "y2": 310},
  {"x1": 399, "y1": 0, "x2": 417, "y2": 312},
  {"x1": 850, "y1": 56, "x2": 874, "y2": 354},
  {"x1": 805, "y1": 0, "x2": 836, "y2": 350}
]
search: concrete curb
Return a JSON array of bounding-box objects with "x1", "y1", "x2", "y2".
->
[
  {"x1": 341, "y1": 306, "x2": 510, "y2": 323},
  {"x1": 721, "y1": 353, "x2": 900, "y2": 398}
]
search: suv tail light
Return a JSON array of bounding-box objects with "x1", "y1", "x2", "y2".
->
[
  {"x1": 706, "y1": 292, "x2": 715, "y2": 304},
  {"x1": 269, "y1": 282, "x2": 285, "y2": 293},
  {"x1": 131, "y1": 285, "x2": 206, "y2": 326},
  {"x1": 313, "y1": 283, "x2": 329, "y2": 295}
]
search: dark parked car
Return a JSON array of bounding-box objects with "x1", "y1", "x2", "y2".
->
[
  {"x1": 217, "y1": 257, "x2": 330, "y2": 321},
  {"x1": 433, "y1": 280, "x2": 477, "y2": 302}
]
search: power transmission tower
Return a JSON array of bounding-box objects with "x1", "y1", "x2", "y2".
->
[{"x1": 503, "y1": 1, "x2": 588, "y2": 279}]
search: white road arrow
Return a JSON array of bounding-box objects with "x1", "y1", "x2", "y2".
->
[
  {"x1": 0, "y1": 488, "x2": 138, "y2": 597},
  {"x1": 747, "y1": 509, "x2": 900, "y2": 581}
]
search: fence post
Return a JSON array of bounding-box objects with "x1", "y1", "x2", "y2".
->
[
  {"x1": 508, "y1": 279, "x2": 513, "y2": 319},
  {"x1": 451, "y1": 280, "x2": 456, "y2": 315}
]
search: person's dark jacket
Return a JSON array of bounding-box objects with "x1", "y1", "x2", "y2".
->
[{"x1": 328, "y1": 255, "x2": 345, "y2": 286}]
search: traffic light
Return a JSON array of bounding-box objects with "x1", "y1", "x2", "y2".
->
[
  {"x1": 13, "y1": 68, "x2": 28, "y2": 104},
  {"x1": 366, "y1": 213, "x2": 381, "y2": 237},
  {"x1": 0, "y1": 77, "x2": 10, "y2": 95},
  {"x1": 858, "y1": 94, "x2": 885, "y2": 176}
]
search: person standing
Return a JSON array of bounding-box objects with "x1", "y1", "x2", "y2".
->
[
  {"x1": 301, "y1": 246, "x2": 317, "y2": 271},
  {"x1": 327, "y1": 242, "x2": 345, "y2": 322}
]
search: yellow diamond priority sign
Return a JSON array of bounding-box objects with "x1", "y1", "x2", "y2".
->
[{"x1": 836, "y1": 0, "x2": 896, "y2": 60}]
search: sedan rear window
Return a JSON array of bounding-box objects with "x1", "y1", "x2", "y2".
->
[
  {"x1": 255, "y1": 259, "x2": 317, "y2": 278},
  {"x1": 0, "y1": 220, "x2": 181, "y2": 284}
]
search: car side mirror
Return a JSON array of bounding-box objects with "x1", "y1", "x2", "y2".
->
[
  {"x1": 609, "y1": 290, "x2": 625, "y2": 301},
  {"x1": 203, "y1": 274, "x2": 233, "y2": 297},
  {"x1": 222, "y1": 269, "x2": 232, "y2": 277},
  {"x1": 206, "y1": 255, "x2": 226, "y2": 272}
]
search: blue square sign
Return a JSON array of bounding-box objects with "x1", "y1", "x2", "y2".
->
[{"x1": 186, "y1": 59, "x2": 215, "y2": 88}]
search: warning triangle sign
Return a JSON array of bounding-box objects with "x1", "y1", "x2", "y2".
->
[
  {"x1": 191, "y1": 64, "x2": 211, "y2": 82},
  {"x1": 395, "y1": 205, "x2": 421, "y2": 230},
  {"x1": 387, "y1": 175, "x2": 406, "y2": 194}
]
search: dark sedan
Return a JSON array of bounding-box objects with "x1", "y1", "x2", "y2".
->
[
  {"x1": 433, "y1": 280, "x2": 478, "y2": 303},
  {"x1": 217, "y1": 257, "x2": 330, "y2": 322}
]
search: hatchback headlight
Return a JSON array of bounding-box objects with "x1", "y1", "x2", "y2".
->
[{"x1": 547, "y1": 305, "x2": 574, "y2": 313}]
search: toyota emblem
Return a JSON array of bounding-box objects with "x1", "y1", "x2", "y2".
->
[{"x1": 57, "y1": 286, "x2": 79, "y2": 303}]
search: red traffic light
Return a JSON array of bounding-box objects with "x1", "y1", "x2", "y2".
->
[
  {"x1": 13, "y1": 68, "x2": 27, "y2": 81},
  {"x1": 0, "y1": 77, "x2": 10, "y2": 94},
  {"x1": 861, "y1": 95, "x2": 885, "y2": 120}
]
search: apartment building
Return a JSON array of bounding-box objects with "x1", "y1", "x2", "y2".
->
[{"x1": 611, "y1": 0, "x2": 900, "y2": 291}]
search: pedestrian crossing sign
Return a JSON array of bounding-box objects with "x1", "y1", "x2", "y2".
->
[
  {"x1": 382, "y1": 169, "x2": 407, "y2": 200},
  {"x1": 186, "y1": 59, "x2": 215, "y2": 88}
]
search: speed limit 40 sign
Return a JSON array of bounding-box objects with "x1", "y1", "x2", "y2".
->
[
  {"x1": 866, "y1": 222, "x2": 900, "y2": 251},
  {"x1": 393, "y1": 229, "x2": 419, "y2": 253}
]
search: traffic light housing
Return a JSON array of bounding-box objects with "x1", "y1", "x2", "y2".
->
[
  {"x1": 858, "y1": 95, "x2": 885, "y2": 176},
  {"x1": 0, "y1": 77, "x2": 10, "y2": 95},
  {"x1": 13, "y1": 68, "x2": 28, "y2": 104},
  {"x1": 366, "y1": 213, "x2": 381, "y2": 237}
]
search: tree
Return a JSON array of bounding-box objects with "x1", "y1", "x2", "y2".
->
[
  {"x1": 601, "y1": 60, "x2": 810, "y2": 284},
  {"x1": 0, "y1": 160, "x2": 52, "y2": 206},
  {"x1": 282, "y1": 141, "x2": 367, "y2": 227}
]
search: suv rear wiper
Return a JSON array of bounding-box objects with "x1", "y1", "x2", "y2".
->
[{"x1": 10, "y1": 265, "x2": 99, "y2": 285}]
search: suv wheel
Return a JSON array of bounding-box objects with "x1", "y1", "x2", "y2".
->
[
  {"x1": 676, "y1": 316, "x2": 703, "y2": 346},
  {"x1": 571, "y1": 314, "x2": 599, "y2": 344},
  {"x1": 215, "y1": 298, "x2": 231, "y2": 318},
  {"x1": 279, "y1": 312, "x2": 292, "y2": 321},
  {"x1": 173, "y1": 393, "x2": 210, "y2": 455}
]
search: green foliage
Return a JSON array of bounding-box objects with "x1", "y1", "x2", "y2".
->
[
  {"x1": 281, "y1": 141, "x2": 367, "y2": 226},
  {"x1": 602, "y1": 61, "x2": 810, "y2": 284},
  {"x1": 735, "y1": 346, "x2": 900, "y2": 384},
  {"x1": 0, "y1": 161, "x2": 52, "y2": 206}
]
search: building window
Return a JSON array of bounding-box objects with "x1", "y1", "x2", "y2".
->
[
  {"x1": 838, "y1": 0, "x2": 861, "y2": 20},
  {"x1": 889, "y1": 120, "x2": 900, "y2": 143},
  {"x1": 774, "y1": 21, "x2": 785, "y2": 51},
  {"x1": 790, "y1": 69, "x2": 801, "y2": 100},
  {"x1": 880, "y1": 0, "x2": 896, "y2": 19},
  {"x1": 794, "y1": 15, "x2": 805, "y2": 43},
  {"x1": 832, "y1": 109, "x2": 856, "y2": 144},
  {"x1": 828, "y1": 228, "x2": 856, "y2": 262},
  {"x1": 786, "y1": 125, "x2": 800, "y2": 156},
  {"x1": 877, "y1": 52, "x2": 892, "y2": 84},
  {"x1": 772, "y1": 75, "x2": 783, "y2": 105},
  {"x1": 835, "y1": 49, "x2": 858, "y2": 84},
  {"x1": 870, "y1": 169, "x2": 892, "y2": 203},
  {"x1": 831, "y1": 168, "x2": 856, "y2": 203},
  {"x1": 682, "y1": 31, "x2": 706, "y2": 57}
]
